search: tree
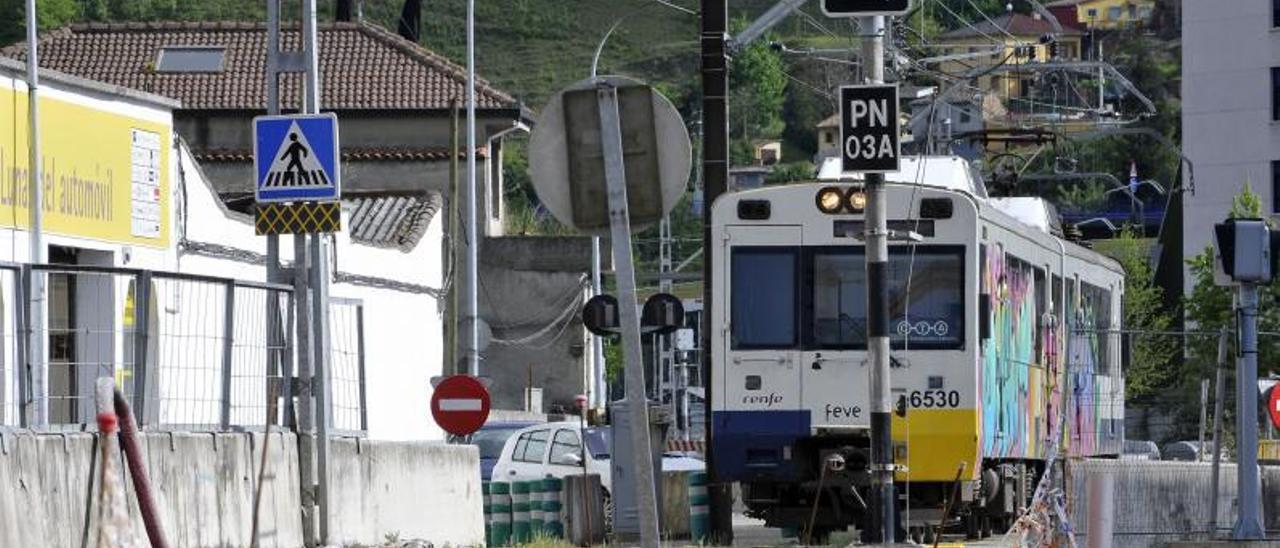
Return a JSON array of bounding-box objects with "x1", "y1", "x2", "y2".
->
[
  {"x1": 1102, "y1": 229, "x2": 1179, "y2": 403},
  {"x1": 1186, "y1": 185, "x2": 1280, "y2": 377},
  {"x1": 0, "y1": 0, "x2": 79, "y2": 46},
  {"x1": 728, "y1": 17, "x2": 787, "y2": 160}
]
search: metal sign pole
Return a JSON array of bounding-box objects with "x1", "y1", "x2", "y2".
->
[
  {"x1": 25, "y1": 0, "x2": 47, "y2": 428},
  {"x1": 861, "y1": 14, "x2": 897, "y2": 544},
  {"x1": 463, "y1": 0, "x2": 481, "y2": 377},
  {"x1": 597, "y1": 82, "x2": 661, "y2": 548},
  {"x1": 300, "y1": 0, "x2": 332, "y2": 542},
  {"x1": 1232, "y1": 283, "x2": 1265, "y2": 539}
]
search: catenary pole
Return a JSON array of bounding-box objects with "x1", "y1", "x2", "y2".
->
[
  {"x1": 25, "y1": 0, "x2": 48, "y2": 427},
  {"x1": 464, "y1": 0, "x2": 480, "y2": 376},
  {"x1": 861, "y1": 14, "x2": 896, "y2": 544},
  {"x1": 700, "y1": 0, "x2": 734, "y2": 542}
]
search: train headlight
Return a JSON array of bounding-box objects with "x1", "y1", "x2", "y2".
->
[
  {"x1": 815, "y1": 187, "x2": 844, "y2": 214},
  {"x1": 846, "y1": 189, "x2": 867, "y2": 213}
]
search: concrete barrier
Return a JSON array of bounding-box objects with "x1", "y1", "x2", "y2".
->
[
  {"x1": 0, "y1": 431, "x2": 483, "y2": 547},
  {"x1": 326, "y1": 438, "x2": 483, "y2": 546}
]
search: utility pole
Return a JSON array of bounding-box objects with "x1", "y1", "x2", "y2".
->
[
  {"x1": 1209, "y1": 328, "x2": 1228, "y2": 535},
  {"x1": 700, "y1": 0, "x2": 734, "y2": 542},
  {"x1": 463, "y1": 0, "x2": 481, "y2": 376},
  {"x1": 861, "y1": 14, "x2": 896, "y2": 544},
  {"x1": 659, "y1": 216, "x2": 674, "y2": 424},
  {"x1": 25, "y1": 0, "x2": 47, "y2": 427}
]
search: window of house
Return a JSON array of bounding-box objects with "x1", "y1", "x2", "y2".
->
[
  {"x1": 154, "y1": 46, "x2": 225, "y2": 73},
  {"x1": 1272, "y1": 161, "x2": 1280, "y2": 213},
  {"x1": 1272, "y1": 67, "x2": 1280, "y2": 121},
  {"x1": 1107, "y1": 6, "x2": 1122, "y2": 20},
  {"x1": 960, "y1": 108, "x2": 972, "y2": 124},
  {"x1": 1274, "y1": 0, "x2": 1280, "y2": 28},
  {"x1": 1087, "y1": 8, "x2": 1098, "y2": 19}
]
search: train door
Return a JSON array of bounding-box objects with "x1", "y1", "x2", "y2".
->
[
  {"x1": 721, "y1": 225, "x2": 802, "y2": 416},
  {"x1": 800, "y1": 247, "x2": 868, "y2": 429}
]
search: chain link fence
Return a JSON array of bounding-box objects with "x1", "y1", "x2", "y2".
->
[
  {"x1": 1066, "y1": 459, "x2": 1280, "y2": 547},
  {"x1": 0, "y1": 263, "x2": 366, "y2": 434}
]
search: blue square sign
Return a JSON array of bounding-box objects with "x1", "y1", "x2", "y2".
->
[{"x1": 253, "y1": 113, "x2": 341, "y2": 203}]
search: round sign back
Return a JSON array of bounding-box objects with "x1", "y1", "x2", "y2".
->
[
  {"x1": 430, "y1": 375, "x2": 491, "y2": 437},
  {"x1": 528, "y1": 75, "x2": 691, "y2": 236}
]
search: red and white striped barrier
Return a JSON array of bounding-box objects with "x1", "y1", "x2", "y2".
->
[{"x1": 666, "y1": 439, "x2": 706, "y2": 453}]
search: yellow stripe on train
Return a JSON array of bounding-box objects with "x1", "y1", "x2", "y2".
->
[{"x1": 892, "y1": 408, "x2": 980, "y2": 482}]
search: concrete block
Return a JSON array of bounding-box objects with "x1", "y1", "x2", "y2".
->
[{"x1": 327, "y1": 438, "x2": 484, "y2": 546}]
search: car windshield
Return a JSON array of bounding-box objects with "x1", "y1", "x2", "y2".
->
[
  {"x1": 584, "y1": 427, "x2": 609, "y2": 459},
  {"x1": 471, "y1": 427, "x2": 524, "y2": 459}
]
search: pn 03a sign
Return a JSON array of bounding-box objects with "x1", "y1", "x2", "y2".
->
[{"x1": 839, "y1": 85, "x2": 900, "y2": 173}]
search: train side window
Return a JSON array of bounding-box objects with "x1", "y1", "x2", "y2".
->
[
  {"x1": 1034, "y1": 267, "x2": 1046, "y2": 360},
  {"x1": 730, "y1": 247, "x2": 798, "y2": 349}
]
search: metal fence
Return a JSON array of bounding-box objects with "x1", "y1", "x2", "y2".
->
[
  {"x1": 0, "y1": 263, "x2": 366, "y2": 434},
  {"x1": 1066, "y1": 459, "x2": 1280, "y2": 548}
]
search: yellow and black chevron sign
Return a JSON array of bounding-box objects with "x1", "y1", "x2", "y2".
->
[{"x1": 255, "y1": 201, "x2": 341, "y2": 235}]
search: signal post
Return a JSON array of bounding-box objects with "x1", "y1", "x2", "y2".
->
[{"x1": 826, "y1": 0, "x2": 908, "y2": 543}]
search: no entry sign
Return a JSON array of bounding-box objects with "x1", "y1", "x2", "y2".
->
[
  {"x1": 431, "y1": 375, "x2": 491, "y2": 436},
  {"x1": 1269, "y1": 384, "x2": 1280, "y2": 430}
]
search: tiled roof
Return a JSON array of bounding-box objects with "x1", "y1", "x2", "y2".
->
[
  {"x1": 193, "y1": 146, "x2": 487, "y2": 163},
  {"x1": 348, "y1": 193, "x2": 442, "y2": 252},
  {"x1": 2, "y1": 21, "x2": 516, "y2": 111},
  {"x1": 939, "y1": 12, "x2": 1084, "y2": 39}
]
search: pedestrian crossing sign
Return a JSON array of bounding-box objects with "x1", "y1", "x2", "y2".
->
[{"x1": 253, "y1": 113, "x2": 341, "y2": 203}]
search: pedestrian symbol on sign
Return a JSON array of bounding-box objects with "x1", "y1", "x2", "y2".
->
[
  {"x1": 263, "y1": 124, "x2": 332, "y2": 189},
  {"x1": 253, "y1": 112, "x2": 341, "y2": 203}
]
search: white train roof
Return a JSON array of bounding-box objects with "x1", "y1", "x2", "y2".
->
[
  {"x1": 817, "y1": 155, "x2": 1062, "y2": 235},
  {"x1": 988, "y1": 197, "x2": 1063, "y2": 236},
  {"x1": 816, "y1": 155, "x2": 988, "y2": 199}
]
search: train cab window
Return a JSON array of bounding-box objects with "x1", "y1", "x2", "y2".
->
[
  {"x1": 805, "y1": 246, "x2": 964, "y2": 350},
  {"x1": 731, "y1": 248, "x2": 798, "y2": 349}
]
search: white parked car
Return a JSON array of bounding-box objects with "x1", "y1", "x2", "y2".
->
[{"x1": 491, "y1": 421, "x2": 704, "y2": 496}]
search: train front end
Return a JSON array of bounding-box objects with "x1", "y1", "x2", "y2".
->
[{"x1": 709, "y1": 167, "x2": 983, "y2": 536}]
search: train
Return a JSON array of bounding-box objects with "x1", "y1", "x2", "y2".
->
[{"x1": 708, "y1": 156, "x2": 1125, "y2": 540}]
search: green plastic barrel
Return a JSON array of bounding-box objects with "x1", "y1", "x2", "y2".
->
[
  {"x1": 529, "y1": 477, "x2": 544, "y2": 538},
  {"x1": 542, "y1": 477, "x2": 564, "y2": 539},
  {"x1": 489, "y1": 481, "x2": 512, "y2": 547},
  {"x1": 688, "y1": 472, "x2": 710, "y2": 543},
  {"x1": 482, "y1": 482, "x2": 492, "y2": 546},
  {"x1": 511, "y1": 480, "x2": 531, "y2": 544}
]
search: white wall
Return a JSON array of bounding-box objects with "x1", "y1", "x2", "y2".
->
[
  {"x1": 1182, "y1": 0, "x2": 1277, "y2": 289},
  {"x1": 176, "y1": 147, "x2": 446, "y2": 440}
]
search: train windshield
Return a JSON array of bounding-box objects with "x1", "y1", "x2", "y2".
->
[
  {"x1": 809, "y1": 246, "x2": 964, "y2": 349},
  {"x1": 729, "y1": 245, "x2": 964, "y2": 350}
]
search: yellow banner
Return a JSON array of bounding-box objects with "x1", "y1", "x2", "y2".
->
[{"x1": 0, "y1": 85, "x2": 170, "y2": 247}]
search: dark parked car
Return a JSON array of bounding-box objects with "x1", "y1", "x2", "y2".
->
[{"x1": 451, "y1": 421, "x2": 540, "y2": 481}]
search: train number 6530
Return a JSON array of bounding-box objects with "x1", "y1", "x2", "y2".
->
[{"x1": 908, "y1": 390, "x2": 960, "y2": 408}]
